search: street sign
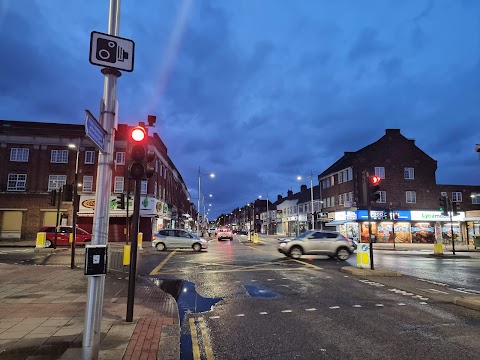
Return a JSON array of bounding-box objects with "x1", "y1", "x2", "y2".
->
[
  {"x1": 89, "y1": 31, "x2": 135, "y2": 72},
  {"x1": 84, "y1": 110, "x2": 107, "y2": 152}
]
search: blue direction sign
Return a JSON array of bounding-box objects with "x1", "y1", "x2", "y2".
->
[{"x1": 84, "y1": 110, "x2": 107, "y2": 152}]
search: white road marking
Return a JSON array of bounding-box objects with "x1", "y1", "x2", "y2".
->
[
  {"x1": 398, "y1": 303, "x2": 406, "y2": 306},
  {"x1": 344, "y1": 275, "x2": 349, "y2": 278},
  {"x1": 329, "y1": 306, "x2": 340, "y2": 309},
  {"x1": 375, "y1": 304, "x2": 384, "y2": 307},
  {"x1": 236, "y1": 314, "x2": 245, "y2": 317},
  {"x1": 417, "y1": 278, "x2": 447, "y2": 286},
  {"x1": 353, "y1": 305, "x2": 362, "y2": 308},
  {"x1": 250, "y1": 280, "x2": 257, "y2": 282},
  {"x1": 259, "y1": 312, "x2": 268, "y2": 315},
  {"x1": 267, "y1": 279, "x2": 275, "y2": 281},
  {"x1": 209, "y1": 316, "x2": 220, "y2": 319},
  {"x1": 281, "y1": 310, "x2": 292, "y2": 313},
  {"x1": 305, "y1": 308, "x2": 317, "y2": 311},
  {"x1": 420, "y1": 302, "x2": 428, "y2": 305}
]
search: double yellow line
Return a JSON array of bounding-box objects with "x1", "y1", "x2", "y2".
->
[{"x1": 189, "y1": 316, "x2": 214, "y2": 360}]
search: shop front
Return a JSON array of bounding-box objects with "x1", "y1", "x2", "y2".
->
[{"x1": 329, "y1": 209, "x2": 465, "y2": 245}]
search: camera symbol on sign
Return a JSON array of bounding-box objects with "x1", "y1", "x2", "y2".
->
[{"x1": 96, "y1": 38, "x2": 129, "y2": 63}]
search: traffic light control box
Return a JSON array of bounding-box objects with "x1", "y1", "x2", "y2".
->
[{"x1": 84, "y1": 245, "x2": 108, "y2": 276}]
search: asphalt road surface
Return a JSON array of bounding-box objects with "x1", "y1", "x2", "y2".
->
[{"x1": 139, "y1": 235, "x2": 480, "y2": 360}]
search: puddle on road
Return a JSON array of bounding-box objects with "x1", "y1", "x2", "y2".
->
[
  {"x1": 153, "y1": 279, "x2": 222, "y2": 360},
  {"x1": 244, "y1": 284, "x2": 280, "y2": 298},
  {"x1": 152, "y1": 278, "x2": 222, "y2": 326}
]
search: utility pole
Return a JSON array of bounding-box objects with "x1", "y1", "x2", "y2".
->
[{"x1": 82, "y1": 1, "x2": 121, "y2": 359}]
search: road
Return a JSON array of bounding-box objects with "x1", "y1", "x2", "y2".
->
[{"x1": 1, "y1": 237, "x2": 480, "y2": 359}]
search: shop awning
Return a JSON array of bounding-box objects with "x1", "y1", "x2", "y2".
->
[{"x1": 325, "y1": 220, "x2": 348, "y2": 226}]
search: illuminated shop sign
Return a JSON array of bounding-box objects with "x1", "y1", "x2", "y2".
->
[
  {"x1": 410, "y1": 211, "x2": 465, "y2": 221},
  {"x1": 356, "y1": 210, "x2": 411, "y2": 221}
]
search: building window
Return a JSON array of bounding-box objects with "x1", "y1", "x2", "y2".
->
[
  {"x1": 51, "y1": 150, "x2": 69, "y2": 163},
  {"x1": 116, "y1": 152, "x2": 125, "y2": 165},
  {"x1": 375, "y1": 167, "x2": 385, "y2": 179},
  {"x1": 404, "y1": 167, "x2": 414, "y2": 180},
  {"x1": 348, "y1": 192, "x2": 353, "y2": 202},
  {"x1": 330, "y1": 196, "x2": 335, "y2": 207},
  {"x1": 114, "y1": 177, "x2": 124, "y2": 193},
  {"x1": 85, "y1": 151, "x2": 95, "y2": 164},
  {"x1": 338, "y1": 194, "x2": 343, "y2": 205},
  {"x1": 451, "y1": 192, "x2": 462, "y2": 202},
  {"x1": 83, "y1": 175, "x2": 93, "y2": 192},
  {"x1": 7, "y1": 174, "x2": 27, "y2": 191},
  {"x1": 154, "y1": 182, "x2": 157, "y2": 197},
  {"x1": 338, "y1": 172, "x2": 343, "y2": 184},
  {"x1": 141, "y1": 180, "x2": 147, "y2": 195},
  {"x1": 378, "y1": 191, "x2": 386, "y2": 203},
  {"x1": 472, "y1": 194, "x2": 480, "y2": 204},
  {"x1": 406, "y1": 191, "x2": 416, "y2": 203},
  {"x1": 48, "y1": 175, "x2": 67, "y2": 191},
  {"x1": 10, "y1": 148, "x2": 29, "y2": 162},
  {"x1": 347, "y1": 168, "x2": 353, "y2": 181},
  {"x1": 330, "y1": 175, "x2": 335, "y2": 186}
]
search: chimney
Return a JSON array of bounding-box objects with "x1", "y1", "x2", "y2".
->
[
  {"x1": 300, "y1": 184, "x2": 307, "y2": 192},
  {"x1": 277, "y1": 194, "x2": 282, "y2": 201},
  {"x1": 287, "y1": 190, "x2": 293, "y2": 197},
  {"x1": 385, "y1": 129, "x2": 400, "y2": 135}
]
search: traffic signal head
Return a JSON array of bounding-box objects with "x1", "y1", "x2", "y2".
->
[
  {"x1": 116, "y1": 194, "x2": 125, "y2": 209},
  {"x1": 453, "y1": 201, "x2": 461, "y2": 216},
  {"x1": 145, "y1": 150, "x2": 156, "y2": 179},
  {"x1": 439, "y1": 196, "x2": 448, "y2": 216},
  {"x1": 128, "y1": 126, "x2": 147, "y2": 180},
  {"x1": 369, "y1": 175, "x2": 381, "y2": 202}
]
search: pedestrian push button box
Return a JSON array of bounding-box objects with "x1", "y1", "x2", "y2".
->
[{"x1": 84, "y1": 245, "x2": 108, "y2": 276}]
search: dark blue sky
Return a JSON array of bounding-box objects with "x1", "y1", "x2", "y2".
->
[{"x1": 1, "y1": 0, "x2": 480, "y2": 219}]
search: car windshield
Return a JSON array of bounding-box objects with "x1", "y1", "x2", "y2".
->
[{"x1": 295, "y1": 230, "x2": 315, "y2": 239}]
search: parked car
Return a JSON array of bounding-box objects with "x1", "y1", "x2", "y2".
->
[
  {"x1": 39, "y1": 226, "x2": 92, "y2": 248},
  {"x1": 277, "y1": 230, "x2": 354, "y2": 260},
  {"x1": 152, "y1": 229, "x2": 208, "y2": 252},
  {"x1": 217, "y1": 228, "x2": 233, "y2": 241},
  {"x1": 234, "y1": 229, "x2": 248, "y2": 235}
]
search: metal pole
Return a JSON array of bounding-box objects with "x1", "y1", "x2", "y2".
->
[
  {"x1": 197, "y1": 167, "x2": 200, "y2": 236},
  {"x1": 71, "y1": 141, "x2": 80, "y2": 269},
  {"x1": 367, "y1": 175, "x2": 375, "y2": 270},
  {"x1": 126, "y1": 179, "x2": 141, "y2": 321},
  {"x1": 266, "y1": 195, "x2": 269, "y2": 235},
  {"x1": 54, "y1": 186, "x2": 62, "y2": 249},
  {"x1": 83, "y1": 1, "x2": 120, "y2": 359},
  {"x1": 449, "y1": 198, "x2": 456, "y2": 255},
  {"x1": 310, "y1": 172, "x2": 314, "y2": 230}
]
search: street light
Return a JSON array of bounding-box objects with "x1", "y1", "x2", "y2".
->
[
  {"x1": 68, "y1": 140, "x2": 81, "y2": 269},
  {"x1": 197, "y1": 167, "x2": 215, "y2": 235},
  {"x1": 258, "y1": 194, "x2": 269, "y2": 235},
  {"x1": 297, "y1": 170, "x2": 315, "y2": 230}
]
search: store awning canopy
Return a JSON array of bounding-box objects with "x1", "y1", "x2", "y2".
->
[{"x1": 325, "y1": 220, "x2": 348, "y2": 226}]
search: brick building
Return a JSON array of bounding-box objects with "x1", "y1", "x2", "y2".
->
[
  {"x1": 317, "y1": 129, "x2": 480, "y2": 244},
  {"x1": 0, "y1": 120, "x2": 193, "y2": 242}
]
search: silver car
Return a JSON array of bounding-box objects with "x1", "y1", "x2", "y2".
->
[
  {"x1": 152, "y1": 229, "x2": 208, "y2": 252},
  {"x1": 277, "y1": 230, "x2": 354, "y2": 260}
]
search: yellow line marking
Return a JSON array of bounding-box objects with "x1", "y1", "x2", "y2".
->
[
  {"x1": 189, "y1": 317, "x2": 201, "y2": 360},
  {"x1": 198, "y1": 317, "x2": 214, "y2": 360},
  {"x1": 149, "y1": 250, "x2": 176, "y2": 275}
]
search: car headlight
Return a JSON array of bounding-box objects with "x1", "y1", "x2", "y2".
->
[{"x1": 279, "y1": 242, "x2": 287, "y2": 247}]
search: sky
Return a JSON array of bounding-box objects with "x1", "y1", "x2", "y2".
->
[{"x1": 1, "y1": 0, "x2": 480, "y2": 219}]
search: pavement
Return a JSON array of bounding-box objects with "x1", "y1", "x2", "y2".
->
[
  {"x1": 0, "y1": 240, "x2": 179, "y2": 360},
  {"x1": 0, "y1": 236, "x2": 479, "y2": 359}
]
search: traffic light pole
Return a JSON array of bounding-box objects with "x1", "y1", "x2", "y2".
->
[
  {"x1": 449, "y1": 198, "x2": 456, "y2": 255},
  {"x1": 126, "y1": 178, "x2": 141, "y2": 322},
  {"x1": 83, "y1": 1, "x2": 121, "y2": 359},
  {"x1": 367, "y1": 196, "x2": 375, "y2": 270}
]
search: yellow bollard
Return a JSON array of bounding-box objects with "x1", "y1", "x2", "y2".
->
[
  {"x1": 138, "y1": 232, "x2": 143, "y2": 250},
  {"x1": 69, "y1": 233, "x2": 73, "y2": 244},
  {"x1": 253, "y1": 233, "x2": 259, "y2": 243},
  {"x1": 36, "y1": 232, "x2": 46, "y2": 248},
  {"x1": 123, "y1": 245, "x2": 131, "y2": 266}
]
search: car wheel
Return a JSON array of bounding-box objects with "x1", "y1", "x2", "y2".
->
[
  {"x1": 289, "y1": 246, "x2": 303, "y2": 259},
  {"x1": 192, "y1": 243, "x2": 202, "y2": 252},
  {"x1": 155, "y1": 242, "x2": 166, "y2": 251},
  {"x1": 45, "y1": 239, "x2": 52, "y2": 248},
  {"x1": 336, "y1": 247, "x2": 350, "y2": 261}
]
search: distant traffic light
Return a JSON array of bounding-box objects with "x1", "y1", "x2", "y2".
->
[
  {"x1": 439, "y1": 196, "x2": 449, "y2": 216},
  {"x1": 116, "y1": 194, "x2": 125, "y2": 209},
  {"x1": 369, "y1": 175, "x2": 381, "y2": 202},
  {"x1": 49, "y1": 190, "x2": 57, "y2": 206},
  {"x1": 127, "y1": 126, "x2": 147, "y2": 180},
  {"x1": 452, "y1": 201, "x2": 461, "y2": 216},
  {"x1": 63, "y1": 184, "x2": 73, "y2": 202}
]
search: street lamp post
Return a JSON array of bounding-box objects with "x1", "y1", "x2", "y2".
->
[
  {"x1": 259, "y1": 194, "x2": 269, "y2": 235},
  {"x1": 68, "y1": 140, "x2": 81, "y2": 269},
  {"x1": 197, "y1": 167, "x2": 214, "y2": 235},
  {"x1": 297, "y1": 170, "x2": 315, "y2": 230}
]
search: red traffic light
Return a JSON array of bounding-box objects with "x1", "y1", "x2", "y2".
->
[
  {"x1": 370, "y1": 175, "x2": 381, "y2": 185},
  {"x1": 130, "y1": 126, "x2": 146, "y2": 142}
]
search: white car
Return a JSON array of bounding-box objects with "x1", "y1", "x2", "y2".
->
[
  {"x1": 217, "y1": 228, "x2": 233, "y2": 241},
  {"x1": 152, "y1": 229, "x2": 208, "y2": 252}
]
